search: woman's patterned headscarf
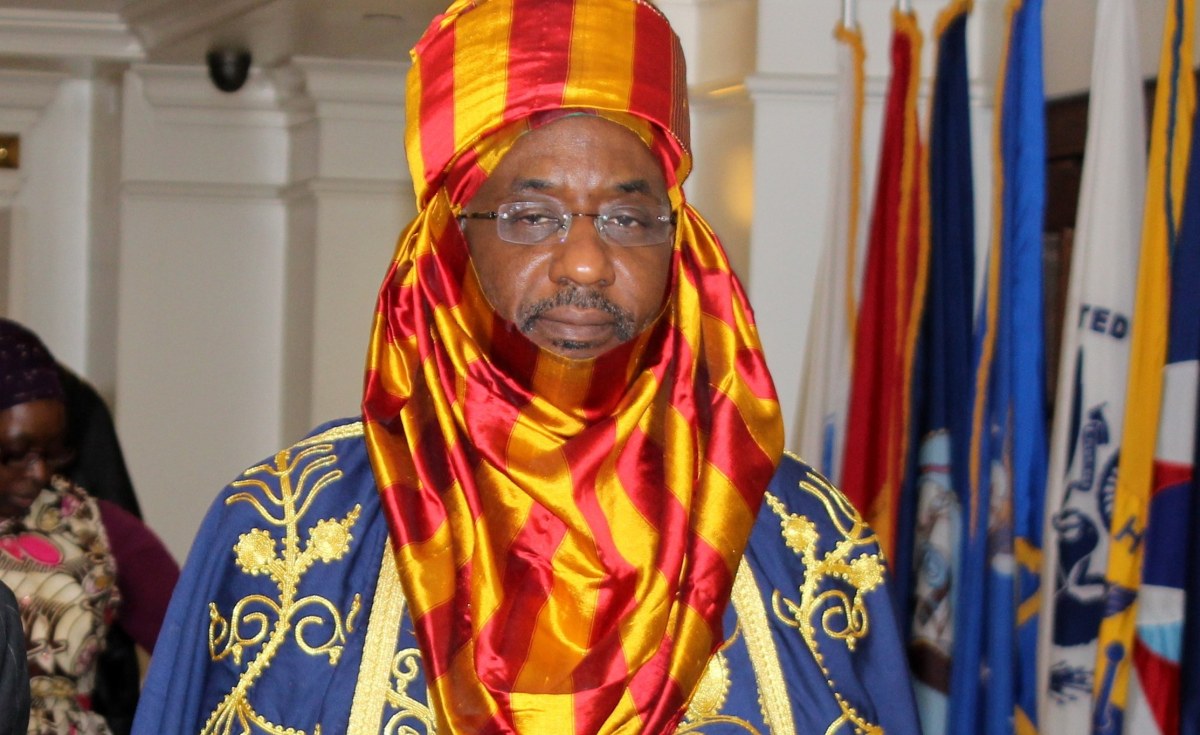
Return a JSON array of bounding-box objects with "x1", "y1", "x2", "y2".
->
[
  {"x1": 0, "y1": 319, "x2": 63, "y2": 412},
  {"x1": 361, "y1": 1, "x2": 784, "y2": 732}
]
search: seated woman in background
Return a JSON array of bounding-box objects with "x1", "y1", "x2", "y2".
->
[
  {"x1": 0, "y1": 319, "x2": 178, "y2": 735},
  {"x1": 55, "y1": 361, "x2": 145, "y2": 735}
]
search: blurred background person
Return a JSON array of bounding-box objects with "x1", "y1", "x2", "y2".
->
[
  {"x1": 0, "y1": 318, "x2": 177, "y2": 735},
  {"x1": 53, "y1": 363, "x2": 143, "y2": 734},
  {"x1": 0, "y1": 580, "x2": 29, "y2": 735}
]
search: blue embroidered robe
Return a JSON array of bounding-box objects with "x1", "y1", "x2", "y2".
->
[{"x1": 133, "y1": 419, "x2": 920, "y2": 734}]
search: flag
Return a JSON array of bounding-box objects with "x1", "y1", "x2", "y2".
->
[
  {"x1": 841, "y1": 7, "x2": 924, "y2": 560},
  {"x1": 950, "y1": 0, "x2": 1047, "y2": 732},
  {"x1": 1036, "y1": 0, "x2": 1147, "y2": 730},
  {"x1": 793, "y1": 21, "x2": 865, "y2": 483},
  {"x1": 901, "y1": 3, "x2": 975, "y2": 733},
  {"x1": 1120, "y1": 107, "x2": 1199, "y2": 734},
  {"x1": 1091, "y1": 0, "x2": 1196, "y2": 730},
  {"x1": 1182, "y1": 342, "x2": 1200, "y2": 735}
]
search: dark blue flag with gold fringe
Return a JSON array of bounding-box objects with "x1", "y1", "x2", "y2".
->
[{"x1": 897, "y1": 2, "x2": 975, "y2": 733}]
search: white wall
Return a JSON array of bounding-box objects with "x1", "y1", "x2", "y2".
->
[
  {"x1": 293, "y1": 58, "x2": 412, "y2": 426},
  {"x1": 667, "y1": 0, "x2": 758, "y2": 279},
  {"x1": 1044, "y1": 0, "x2": 1174, "y2": 98}
]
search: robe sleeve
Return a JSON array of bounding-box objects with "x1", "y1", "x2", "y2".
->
[
  {"x1": 132, "y1": 420, "x2": 390, "y2": 735},
  {"x1": 746, "y1": 454, "x2": 922, "y2": 734}
]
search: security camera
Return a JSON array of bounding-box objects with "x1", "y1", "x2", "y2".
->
[{"x1": 206, "y1": 47, "x2": 252, "y2": 93}]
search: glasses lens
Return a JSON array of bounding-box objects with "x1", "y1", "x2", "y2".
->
[
  {"x1": 0, "y1": 446, "x2": 74, "y2": 473},
  {"x1": 493, "y1": 202, "x2": 673, "y2": 246},
  {"x1": 497, "y1": 203, "x2": 564, "y2": 244},
  {"x1": 597, "y1": 207, "x2": 673, "y2": 246}
]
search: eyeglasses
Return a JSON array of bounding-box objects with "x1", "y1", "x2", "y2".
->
[
  {"x1": 0, "y1": 446, "x2": 75, "y2": 474},
  {"x1": 459, "y1": 201, "x2": 675, "y2": 247}
]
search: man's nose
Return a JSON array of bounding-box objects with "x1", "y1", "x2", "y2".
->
[{"x1": 548, "y1": 215, "x2": 614, "y2": 287}]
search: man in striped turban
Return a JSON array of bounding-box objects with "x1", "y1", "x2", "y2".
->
[{"x1": 133, "y1": 1, "x2": 919, "y2": 733}]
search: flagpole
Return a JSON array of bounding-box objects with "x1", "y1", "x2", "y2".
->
[
  {"x1": 895, "y1": 0, "x2": 912, "y2": 13},
  {"x1": 842, "y1": 0, "x2": 856, "y2": 27}
]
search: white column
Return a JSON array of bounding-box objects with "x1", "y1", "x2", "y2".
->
[
  {"x1": 0, "y1": 71, "x2": 83, "y2": 360},
  {"x1": 117, "y1": 64, "x2": 315, "y2": 561},
  {"x1": 291, "y1": 58, "x2": 412, "y2": 426},
  {"x1": 0, "y1": 7, "x2": 140, "y2": 390}
]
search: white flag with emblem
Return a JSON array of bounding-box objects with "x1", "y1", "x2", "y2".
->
[{"x1": 1037, "y1": 0, "x2": 1146, "y2": 727}]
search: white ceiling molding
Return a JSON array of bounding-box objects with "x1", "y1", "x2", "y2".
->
[
  {"x1": 121, "y1": 0, "x2": 274, "y2": 51},
  {"x1": 0, "y1": 68, "x2": 68, "y2": 121},
  {"x1": 746, "y1": 70, "x2": 989, "y2": 105},
  {"x1": 122, "y1": 179, "x2": 297, "y2": 201},
  {"x1": 0, "y1": 9, "x2": 142, "y2": 60},
  {"x1": 134, "y1": 62, "x2": 314, "y2": 128},
  {"x1": 291, "y1": 57, "x2": 405, "y2": 108}
]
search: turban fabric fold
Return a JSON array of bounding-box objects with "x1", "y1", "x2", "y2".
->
[{"x1": 361, "y1": 1, "x2": 784, "y2": 732}]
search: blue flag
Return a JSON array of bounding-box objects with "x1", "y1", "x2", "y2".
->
[
  {"x1": 951, "y1": 0, "x2": 1047, "y2": 732},
  {"x1": 900, "y1": 4, "x2": 975, "y2": 733}
]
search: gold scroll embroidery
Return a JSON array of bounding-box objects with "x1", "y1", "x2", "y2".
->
[
  {"x1": 201, "y1": 437, "x2": 364, "y2": 735},
  {"x1": 730, "y1": 557, "x2": 795, "y2": 734},
  {"x1": 767, "y1": 461, "x2": 886, "y2": 735},
  {"x1": 347, "y1": 539, "x2": 436, "y2": 734},
  {"x1": 677, "y1": 623, "x2": 762, "y2": 735}
]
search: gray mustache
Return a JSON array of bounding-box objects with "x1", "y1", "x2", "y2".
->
[{"x1": 517, "y1": 287, "x2": 636, "y2": 341}]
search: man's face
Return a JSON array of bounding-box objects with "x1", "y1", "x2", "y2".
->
[
  {"x1": 0, "y1": 399, "x2": 68, "y2": 519},
  {"x1": 460, "y1": 116, "x2": 674, "y2": 359}
]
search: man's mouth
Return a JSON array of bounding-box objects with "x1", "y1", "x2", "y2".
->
[{"x1": 517, "y1": 287, "x2": 636, "y2": 345}]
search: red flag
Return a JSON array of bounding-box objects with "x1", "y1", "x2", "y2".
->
[{"x1": 841, "y1": 8, "x2": 926, "y2": 558}]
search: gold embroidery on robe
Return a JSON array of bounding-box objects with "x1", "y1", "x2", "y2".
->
[
  {"x1": 731, "y1": 557, "x2": 795, "y2": 734},
  {"x1": 201, "y1": 438, "x2": 363, "y2": 735},
  {"x1": 678, "y1": 621, "x2": 761, "y2": 734},
  {"x1": 348, "y1": 539, "x2": 436, "y2": 734},
  {"x1": 767, "y1": 460, "x2": 886, "y2": 734}
]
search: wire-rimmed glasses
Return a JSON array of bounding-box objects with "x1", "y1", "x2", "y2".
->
[{"x1": 460, "y1": 201, "x2": 675, "y2": 247}]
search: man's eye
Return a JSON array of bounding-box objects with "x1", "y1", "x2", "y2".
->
[
  {"x1": 605, "y1": 210, "x2": 653, "y2": 229},
  {"x1": 517, "y1": 213, "x2": 557, "y2": 225},
  {"x1": 506, "y1": 208, "x2": 559, "y2": 226}
]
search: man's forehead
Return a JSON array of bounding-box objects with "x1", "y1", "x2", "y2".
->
[
  {"x1": 503, "y1": 177, "x2": 659, "y2": 196},
  {"x1": 476, "y1": 116, "x2": 670, "y2": 201}
]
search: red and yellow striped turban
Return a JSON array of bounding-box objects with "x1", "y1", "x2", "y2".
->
[{"x1": 362, "y1": 1, "x2": 784, "y2": 732}]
